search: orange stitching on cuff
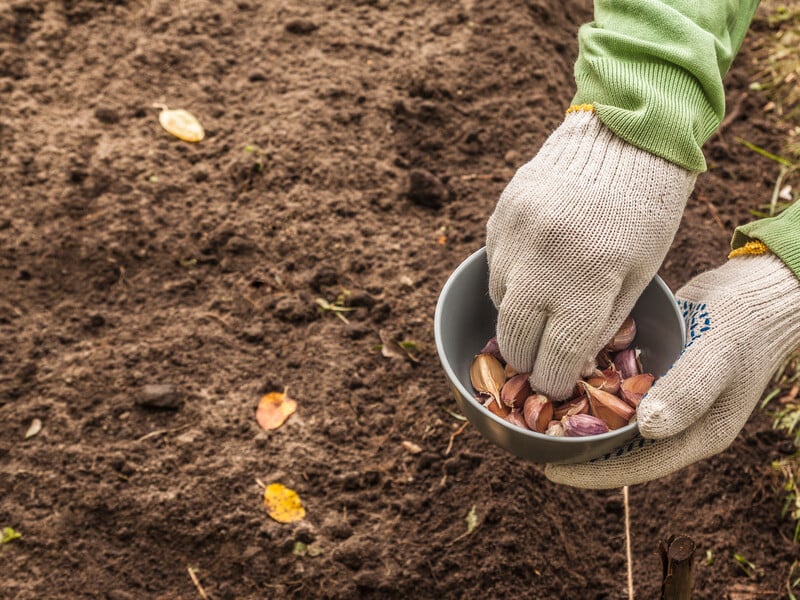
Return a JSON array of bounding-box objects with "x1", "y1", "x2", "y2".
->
[
  {"x1": 728, "y1": 240, "x2": 770, "y2": 259},
  {"x1": 566, "y1": 104, "x2": 595, "y2": 115}
]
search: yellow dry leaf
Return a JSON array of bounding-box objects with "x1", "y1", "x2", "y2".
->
[
  {"x1": 256, "y1": 391, "x2": 297, "y2": 431},
  {"x1": 158, "y1": 108, "x2": 205, "y2": 142},
  {"x1": 263, "y1": 483, "x2": 305, "y2": 523}
]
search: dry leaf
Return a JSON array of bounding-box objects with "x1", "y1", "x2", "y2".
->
[
  {"x1": 158, "y1": 108, "x2": 205, "y2": 142},
  {"x1": 24, "y1": 418, "x2": 42, "y2": 440},
  {"x1": 465, "y1": 505, "x2": 477, "y2": 534},
  {"x1": 402, "y1": 440, "x2": 422, "y2": 454},
  {"x1": 263, "y1": 483, "x2": 306, "y2": 523},
  {"x1": 256, "y1": 391, "x2": 297, "y2": 431},
  {"x1": 379, "y1": 330, "x2": 420, "y2": 363}
]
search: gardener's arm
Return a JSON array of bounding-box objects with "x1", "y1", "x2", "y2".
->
[
  {"x1": 527, "y1": 1, "x2": 800, "y2": 488},
  {"x1": 487, "y1": 0, "x2": 761, "y2": 400},
  {"x1": 574, "y1": 0, "x2": 759, "y2": 172}
]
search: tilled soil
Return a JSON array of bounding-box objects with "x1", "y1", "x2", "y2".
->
[{"x1": 1, "y1": 1, "x2": 798, "y2": 598}]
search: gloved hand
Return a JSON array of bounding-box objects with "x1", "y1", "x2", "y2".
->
[
  {"x1": 486, "y1": 108, "x2": 697, "y2": 400},
  {"x1": 546, "y1": 252, "x2": 800, "y2": 489}
]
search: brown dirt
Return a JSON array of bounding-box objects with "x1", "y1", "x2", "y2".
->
[{"x1": 1, "y1": 1, "x2": 798, "y2": 599}]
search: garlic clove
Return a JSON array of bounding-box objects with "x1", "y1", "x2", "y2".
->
[
  {"x1": 546, "y1": 420, "x2": 565, "y2": 436},
  {"x1": 582, "y1": 382, "x2": 635, "y2": 430},
  {"x1": 585, "y1": 367, "x2": 621, "y2": 394},
  {"x1": 505, "y1": 409, "x2": 529, "y2": 430},
  {"x1": 500, "y1": 373, "x2": 532, "y2": 409},
  {"x1": 480, "y1": 337, "x2": 505, "y2": 363},
  {"x1": 523, "y1": 393, "x2": 553, "y2": 433},
  {"x1": 504, "y1": 363, "x2": 519, "y2": 378},
  {"x1": 612, "y1": 348, "x2": 641, "y2": 380},
  {"x1": 553, "y1": 395, "x2": 589, "y2": 420},
  {"x1": 595, "y1": 349, "x2": 614, "y2": 370},
  {"x1": 487, "y1": 398, "x2": 511, "y2": 418},
  {"x1": 562, "y1": 413, "x2": 610, "y2": 437},
  {"x1": 619, "y1": 373, "x2": 655, "y2": 408},
  {"x1": 605, "y1": 316, "x2": 637, "y2": 352},
  {"x1": 470, "y1": 353, "x2": 507, "y2": 408}
]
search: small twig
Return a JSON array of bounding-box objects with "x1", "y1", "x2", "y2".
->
[
  {"x1": 624, "y1": 486, "x2": 635, "y2": 600},
  {"x1": 187, "y1": 566, "x2": 209, "y2": 600},
  {"x1": 716, "y1": 93, "x2": 747, "y2": 143},
  {"x1": 445, "y1": 422, "x2": 468, "y2": 456},
  {"x1": 136, "y1": 424, "x2": 192, "y2": 442},
  {"x1": 426, "y1": 559, "x2": 440, "y2": 586},
  {"x1": 459, "y1": 173, "x2": 495, "y2": 181},
  {"x1": 700, "y1": 195, "x2": 727, "y2": 233}
]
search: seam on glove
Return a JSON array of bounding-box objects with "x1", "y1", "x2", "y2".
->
[
  {"x1": 565, "y1": 104, "x2": 595, "y2": 115},
  {"x1": 728, "y1": 239, "x2": 770, "y2": 259}
]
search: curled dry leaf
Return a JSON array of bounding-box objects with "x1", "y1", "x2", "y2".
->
[
  {"x1": 256, "y1": 390, "x2": 297, "y2": 431},
  {"x1": 158, "y1": 107, "x2": 205, "y2": 142},
  {"x1": 263, "y1": 483, "x2": 306, "y2": 523}
]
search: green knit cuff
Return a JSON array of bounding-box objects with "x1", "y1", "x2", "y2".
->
[
  {"x1": 572, "y1": 59, "x2": 718, "y2": 172},
  {"x1": 732, "y1": 202, "x2": 800, "y2": 280}
]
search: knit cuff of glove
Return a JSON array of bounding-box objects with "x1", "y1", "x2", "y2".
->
[{"x1": 731, "y1": 200, "x2": 800, "y2": 281}]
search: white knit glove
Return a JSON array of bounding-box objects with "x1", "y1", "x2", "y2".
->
[
  {"x1": 486, "y1": 109, "x2": 697, "y2": 400},
  {"x1": 546, "y1": 253, "x2": 800, "y2": 489}
]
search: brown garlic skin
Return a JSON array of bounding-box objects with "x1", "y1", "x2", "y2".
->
[
  {"x1": 562, "y1": 414, "x2": 610, "y2": 437},
  {"x1": 523, "y1": 394, "x2": 553, "y2": 433},
  {"x1": 604, "y1": 316, "x2": 636, "y2": 352},
  {"x1": 500, "y1": 373, "x2": 532, "y2": 409}
]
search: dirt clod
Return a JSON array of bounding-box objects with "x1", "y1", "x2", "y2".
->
[
  {"x1": 136, "y1": 384, "x2": 183, "y2": 410},
  {"x1": 407, "y1": 168, "x2": 449, "y2": 208}
]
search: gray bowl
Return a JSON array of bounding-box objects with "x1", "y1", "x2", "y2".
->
[{"x1": 434, "y1": 247, "x2": 686, "y2": 464}]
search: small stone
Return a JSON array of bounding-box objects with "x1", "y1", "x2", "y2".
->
[
  {"x1": 87, "y1": 313, "x2": 105, "y2": 329},
  {"x1": 224, "y1": 235, "x2": 256, "y2": 255},
  {"x1": 407, "y1": 168, "x2": 448, "y2": 209},
  {"x1": 136, "y1": 384, "x2": 183, "y2": 409},
  {"x1": 248, "y1": 71, "x2": 267, "y2": 82},
  {"x1": 346, "y1": 290, "x2": 377, "y2": 308},
  {"x1": 285, "y1": 19, "x2": 318, "y2": 34},
  {"x1": 95, "y1": 107, "x2": 120, "y2": 124},
  {"x1": 504, "y1": 149, "x2": 521, "y2": 166},
  {"x1": 342, "y1": 323, "x2": 370, "y2": 340},
  {"x1": 309, "y1": 266, "x2": 338, "y2": 291},
  {"x1": 240, "y1": 323, "x2": 265, "y2": 343}
]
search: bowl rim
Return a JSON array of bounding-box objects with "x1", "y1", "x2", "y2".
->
[{"x1": 433, "y1": 246, "x2": 686, "y2": 445}]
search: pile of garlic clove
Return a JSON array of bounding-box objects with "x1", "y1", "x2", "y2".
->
[{"x1": 469, "y1": 317, "x2": 655, "y2": 437}]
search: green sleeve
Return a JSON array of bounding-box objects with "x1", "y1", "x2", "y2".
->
[
  {"x1": 732, "y1": 202, "x2": 800, "y2": 279},
  {"x1": 572, "y1": 0, "x2": 760, "y2": 172}
]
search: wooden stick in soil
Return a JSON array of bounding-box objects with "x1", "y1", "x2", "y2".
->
[
  {"x1": 188, "y1": 566, "x2": 210, "y2": 600},
  {"x1": 659, "y1": 535, "x2": 696, "y2": 600},
  {"x1": 623, "y1": 486, "x2": 634, "y2": 600}
]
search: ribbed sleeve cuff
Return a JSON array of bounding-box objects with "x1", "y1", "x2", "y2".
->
[
  {"x1": 732, "y1": 202, "x2": 800, "y2": 280},
  {"x1": 573, "y1": 59, "x2": 718, "y2": 172}
]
